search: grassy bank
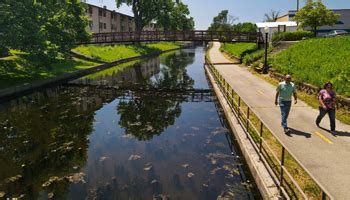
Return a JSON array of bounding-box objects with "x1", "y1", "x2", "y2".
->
[
  {"x1": 220, "y1": 43, "x2": 257, "y2": 59},
  {"x1": 73, "y1": 42, "x2": 181, "y2": 62},
  {"x1": 0, "y1": 42, "x2": 181, "y2": 90},
  {"x1": 269, "y1": 36, "x2": 350, "y2": 97},
  {"x1": 0, "y1": 50, "x2": 97, "y2": 90}
]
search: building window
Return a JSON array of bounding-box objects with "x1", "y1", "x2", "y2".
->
[
  {"x1": 88, "y1": 6, "x2": 93, "y2": 15},
  {"x1": 99, "y1": 9, "x2": 102, "y2": 17},
  {"x1": 103, "y1": 23, "x2": 106, "y2": 29},
  {"x1": 103, "y1": 11, "x2": 106, "y2": 17},
  {"x1": 121, "y1": 25, "x2": 125, "y2": 32},
  {"x1": 89, "y1": 21, "x2": 93, "y2": 29},
  {"x1": 99, "y1": 22, "x2": 103, "y2": 29}
]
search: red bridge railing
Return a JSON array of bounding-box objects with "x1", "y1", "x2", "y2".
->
[{"x1": 78, "y1": 30, "x2": 264, "y2": 44}]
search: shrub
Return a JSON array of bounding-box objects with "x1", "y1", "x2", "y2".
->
[
  {"x1": 242, "y1": 47, "x2": 273, "y2": 65},
  {"x1": 272, "y1": 30, "x2": 314, "y2": 42}
]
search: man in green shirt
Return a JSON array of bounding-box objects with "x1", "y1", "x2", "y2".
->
[{"x1": 275, "y1": 75, "x2": 298, "y2": 133}]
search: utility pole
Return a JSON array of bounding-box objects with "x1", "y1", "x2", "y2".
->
[{"x1": 297, "y1": 0, "x2": 300, "y2": 12}]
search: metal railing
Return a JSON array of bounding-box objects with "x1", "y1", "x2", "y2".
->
[
  {"x1": 205, "y1": 55, "x2": 332, "y2": 200},
  {"x1": 78, "y1": 30, "x2": 264, "y2": 44}
]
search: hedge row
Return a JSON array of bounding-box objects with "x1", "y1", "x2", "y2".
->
[{"x1": 272, "y1": 31, "x2": 314, "y2": 42}]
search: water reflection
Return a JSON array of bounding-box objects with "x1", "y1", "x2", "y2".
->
[
  {"x1": 117, "y1": 51, "x2": 196, "y2": 141},
  {"x1": 0, "y1": 88, "x2": 93, "y2": 199},
  {"x1": 0, "y1": 48, "x2": 257, "y2": 199}
]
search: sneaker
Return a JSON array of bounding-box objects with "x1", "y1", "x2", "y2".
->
[
  {"x1": 284, "y1": 128, "x2": 290, "y2": 134},
  {"x1": 315, "y1": 122, "x2": 320, "y2": 127}
]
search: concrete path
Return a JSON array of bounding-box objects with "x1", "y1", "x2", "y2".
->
[{"x1": 209, "y1": 42, "x2": 350, "y2": 199}]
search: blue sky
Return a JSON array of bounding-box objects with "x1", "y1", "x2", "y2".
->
[{"x1": 87, "y1": 0, "x2": 350, "y2": 30}]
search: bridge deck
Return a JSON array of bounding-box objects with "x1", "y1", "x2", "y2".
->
[
  {"x1": 78, "y1": 30, "x2": 263, "y2": 45},
  {"x1": 209, "y1": 42, "x2": 350, "y2": 199}
]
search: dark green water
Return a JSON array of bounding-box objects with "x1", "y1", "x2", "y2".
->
[{"x1": 0, "y1": 48, "x2": 259, "y2": 199}]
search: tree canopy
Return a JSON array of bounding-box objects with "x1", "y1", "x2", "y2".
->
[
  {"x1": 156, "y1": 1, "x2": 195, "y2": 30},
  {"x1": 115, "y1": 0, "x2": 194, "y2": 32},
  {"x1": 294, "y1": 0, "x2": 340, "y2": 36},
  {"x1": 0, "y1": 0, "x2": 90, "y2": 61},
  {"x1": 208, "y1": 10, "x2": 256, "y2": 32}
]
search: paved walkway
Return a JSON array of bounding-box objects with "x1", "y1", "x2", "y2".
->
[{"x1": 209, "y1": 42, "x2": 350, "y2": 199}]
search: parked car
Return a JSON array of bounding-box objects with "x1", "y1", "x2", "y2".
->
[{"x1": 325, "y1": 30, "x2": 349, "y2": 37}]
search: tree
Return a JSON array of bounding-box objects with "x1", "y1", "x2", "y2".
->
[
  {"x1": 208, "y1": 10, "x2": 238, "y2": 31},
  {"x1": 294, "y1": 0, "x2": 340, "y2": 36},
  {"x1": 116, "y1": 0, "x2": 194, "y2": 32},
  {"x1": 0, "y1": 0, "x2": 90, "y2": 62},
  {"x1": 233, "y1": 23, "x2": 257, "y2": 32},
  {"x1": 263, "y1": 10, "x2": 280, "y2": 22},
  {"x1": 156, "y1": 1, "x2": 195, "y2": 30}
]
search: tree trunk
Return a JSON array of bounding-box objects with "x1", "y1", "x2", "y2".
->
[
  {"x1": 132, "y1": 0, "x2": 143, "y2": 42},
  {"x1": 313, "y1": 26, "x2": 317, "y2": 37}
]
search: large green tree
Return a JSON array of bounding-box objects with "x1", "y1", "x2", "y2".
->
[
  {"x1": 208, "y1": 10, "x2": 236, "y2": 31},
  {"x1": 156, "y1": 1, "x2": 195, "y2": 30},
  {"x1": 294, "y1": 0, "x2": 340, "y2": 36},
  {"x1": 0, "y1": 0, "x2": 89, "y2": 61},
  {"x1": 208, "y1": 10, "x2": 233, "y2": 31},
  {"x1": 115, "y1": 0, "x2": 194, "y2": 32},
  {"x1": 208, "y1": 10, "x2": 256, "y2": 32}
]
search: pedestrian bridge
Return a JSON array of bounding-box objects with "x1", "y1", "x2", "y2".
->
[{"x1": 77, "y1": 30, "x2": 263, "y2": 45}]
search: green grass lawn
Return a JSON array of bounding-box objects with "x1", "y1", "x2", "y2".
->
[
  {"x1": 0, "y1": 42, "x2": 181, "y2": 90},
  {"x1": 220, "y1": 43, "x2": 257, "y2": 59},
  {"x1": 73, "y1": 42, "x2": 181, "y2": 62},
  {"x1": 269, "y1": 36, "x2": 350, "y2": 97},
  {"x1": 0, "y1": 50, "x2": 97, "y2": 90}
]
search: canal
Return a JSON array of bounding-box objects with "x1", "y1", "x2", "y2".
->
[{"x1": 0, "y1": 47, "x2": 259, "y2": 199}]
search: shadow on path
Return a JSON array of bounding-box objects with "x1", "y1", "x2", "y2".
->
[
  {"x1": 286, "y1": 128, "x2": 312, "y2": 138},
  {"x1": 319, "y1": 127, "x2": 350, "y2": 137}
]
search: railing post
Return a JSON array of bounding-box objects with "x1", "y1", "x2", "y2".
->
[
  {"x1": 259, "y1": 122, "x2": 263, "y2": 160},
  {"x1": 246, "y1": 107, "x2": 250, "y2": 132},
  {"x1": 279, "y1": 146, "x2": 285, "y2": 197},
  {"x1": 231, "y1": 89, "x2": 234, "y2": 107},
  {"x1": 238, "y1": 97, "x2": 241, "y2": 118}
]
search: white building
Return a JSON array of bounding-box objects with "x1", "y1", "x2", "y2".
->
[{"x1": 256, "y1": 21, "x2": 298, "y2": 41}]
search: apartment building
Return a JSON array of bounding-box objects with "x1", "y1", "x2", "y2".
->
[
  {"x1": 84, "y1": 3, "x2": 135, "y2": 33},
  {"x1": 276, "y1": 9, "x2": 350, "y2": 34}
]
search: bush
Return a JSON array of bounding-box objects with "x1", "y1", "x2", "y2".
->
[
  {"x1": 242, "y1": 47, "x2": 273, "y2": 65},
  {"x1": 272, "y1": 31, "x2": 314, "y2": 42}
]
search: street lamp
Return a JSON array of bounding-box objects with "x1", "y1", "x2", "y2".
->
[{"x1": 263, "y1": 26, "x2": 269, "y2": 74}]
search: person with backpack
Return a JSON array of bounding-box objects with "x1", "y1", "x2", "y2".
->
[{"x1": 316, "y1": 82, "x2": 337, "y2": 132}]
